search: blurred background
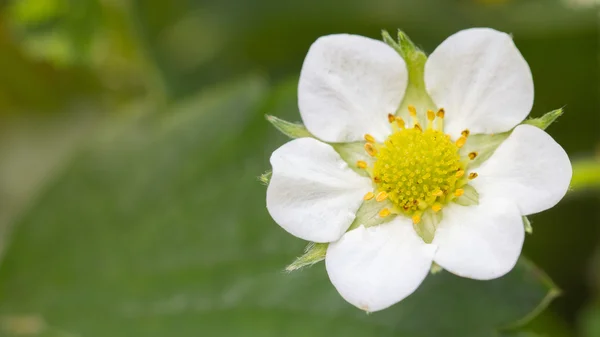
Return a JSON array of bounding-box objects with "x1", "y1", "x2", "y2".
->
[{"x1": 0, "y1": 0, "x2": 598, "y2": 336}]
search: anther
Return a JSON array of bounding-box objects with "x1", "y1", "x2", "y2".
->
[
  {"x1": 408, "y1": 105, "x2": 417, "y2": 117},
  {"x1": 454, "y1": 189, "x2": 464, "y2": 197},
  {"x1": 436, "y1": 108, "x2": 445, "y2": 130},
  {"x1": 431, "y1": 204, "x2": 442, "y2": 213},
  {"x1": 456, "y1": 136, "x2": 467, "y2": 148},
  {"x1": 387, "y1": 113, "x2": 396, "y2": 123},
  {"x1": 468, "y1": 172, "x2": 478, "y2": 180},
  {"x1": 379, "y1": 208, "x2": 391, "y2": 217},
  {"x1": 364, "y1": 143, "x2": 377, "y2": 156},
  {"x1": 363, "y1": 192, "x2": 375, "y2": 200},
  {"x1": 412, "y1": 214, "x2": 421, "y2": 224},
  {"x1": 436, "y1": 108, "x2": 445, "y2": 119},
  {"x1": 376, "y1": 191, "x2": 388, "y2": 202},
  {"x1": 357, "y1": 160, "x2": 367, "y2": 169},
  {"x1": 364, "y1": 134, "x2": 375, "y2": 143},
  {"x1": 396, "y1": 117, "x2": 406, "y2": 129},
  {"x1": 432, "y1": 190, "x2": 444, "y2": 197},
  {"x1": 426, "y1": 110, "x2": 435, "y2": 130},
  {"x1": 373, "y1": 176, "x2": 381, "y2": 183},
  {"x1": 461, "y1": 129, "x2": 470, "y2": 137},
  {"x1": 427, "y1": 110, "x2": 435, "y2": 121},
  {"x1": 455, "y1": 170, "x2": 465, "y2": 178},
  {"x1": 414, "y1": 123, "x2": 422, "y2": 132},
  {"x1": 468, "y1": 152, "x2": 478, "y2": 160}
]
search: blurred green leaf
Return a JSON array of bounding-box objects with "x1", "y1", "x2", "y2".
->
[
  {"x1": 0, "y1": 77, "x2": 559, "y2": 337},
  {"x1": 580, "y1": 303, "x2": 600, "y2": 337}
]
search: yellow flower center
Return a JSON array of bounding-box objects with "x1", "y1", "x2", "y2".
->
[
  {"x1": 358, "y1": 106, "x2": 478, "y2": 224},
  {"x1": 373, "y1": 127, "x2": 463, "y2": 213}
]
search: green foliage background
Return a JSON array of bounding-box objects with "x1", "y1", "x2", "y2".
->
[{"x1": 0, "y1": 0, "x2": 598, "y2": 336}]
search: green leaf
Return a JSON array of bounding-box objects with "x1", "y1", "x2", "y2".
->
[
  {"x1": 571, "y1": 159, "x2": 600, "y2": 192},
  {"x1": 0, "y1": 77, "x2": 558, "y2": 337}
]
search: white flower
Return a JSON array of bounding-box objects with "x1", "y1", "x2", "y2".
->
[{"x1": 265, "y1": 28, "x2": 572, "y2": 312}]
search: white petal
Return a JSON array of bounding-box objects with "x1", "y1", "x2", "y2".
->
[
  {"x1": 266, "y1": 138, "x2": 372, "y2": 243},
  {"x1": 425, "y1": 28, "x2": 534, "y2": 139},
  {"x1": 325, "y1": 218, "x2": 436, "y2": 312},
  {"x1": 471, "y1": 124, "x2": 572, "y2": 215},
  {"x1": 433, "y1": 197, "x2": 524, "y2": 280},
  {"x1": 298, "y1": 34, "x2": 408, "y2": 143}
]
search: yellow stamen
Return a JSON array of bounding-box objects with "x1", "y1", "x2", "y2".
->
[
  {"x1": 455, "y1": 136, "x2": 467, "y2": 148},
  {"x1": 454, "y1": 189, "x2": 464, "y2": 197},
  {"x1": 408, "y1": 105, "x2": 417, "y2": 117},
  {"x1": 468, "y1": 152, "x2": 478, "y2": 160},
  {"x1": 468, "y1": 172, "x2": 478, "y2": 180},
  {"x1": 427, "y1": 110, "x2": 435, "y2": 121},
  {"x1": 364, "y1": 134, "x2": 375, "y2": 143},
  {"x1": 363, "y1": 192, "x2": 375, "y2": 200},
  {"x1": 396, "y1": 117, "x2": 406, "y2": 129},
  {"x1": 364, "y1": 143, "x2": 377, "y2": 156},
  {"x1": 436, "y1": 108, "x2": 445, "y2": 130},
  {"x1": 387, "y1": 113, "x2": 396, "y2": 123},
  {"x1": 373, "y1": 176, "x2": 381, "y2": 183},
  {"x1": 461, "y1": 129, "x2": 470, "y2": 137},
  {"x1": 414, "y1": 123, "x2": 422, "y2": 132},
  {"x1": 412, "y1": 214, "x2": 421, "y2": 224},
  {"x1": 376, "y1": 191, "x2": 388, "y2": 202},
  {"x1": 455, "y1": 170, "x2": 465, "y2": 178},
  {"x1": 379, "y1": 208, "x2": 391, "y2": 217},
  {"x1": 426, "y1": 110, "x2": 435, "y2": 130},
  {"x1": 436, "y1": 108, "x2": 445, "y2": 119},
  {"x1": 431, "y1": 204, "x2": 442, "y2": 213},
  {"x1": 357, "y1": 160, "x2": 367, "y2": 169},
  {"x1": 432, "y1": 190, "x2": 444, "y2": 197}
]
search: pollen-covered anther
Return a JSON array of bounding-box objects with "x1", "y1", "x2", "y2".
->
[
  {"x1": 436, "y1": 108, "x2": 445, "y2": 119},
  {"x1": 412, "y1": 214, "x2": 421, "y2": 224},
  {"x1": 396, "y1": 117, "x2": 406, "y2": 129},
  {"x1": 468, "y1": 152, "x2": 478, "y2": 160},
  {"x1": 364, "y1": 143, "x2": 377, "y2": 156},
  {"x1": 461, "y1": 129, "x2": 470, "y2": 137},
  {"x1": 375, "y1": 191, "x2": 388, "y2": 202},
  {"x1": 455, "y1": 170, "x2": 465, "y2": 178},
  {"x1": 379, "y1": 208, "x2": 391, "y2": 218},
  {"x1": 364, "y1": 134, "x2": 375, "y2": 143},
  {"x1": 414, "y1": 123, "x2": 422, "y2": 132},
  {"x1": 363, "y1": 192, "x2": 375, "y2": 200},
  {"x1": 431, "y1": 204, "x2": 442, "y2": 213},
  {"x1": 454, "y1": 189, "x2": 465, "y2": 197},
  {"x1": 436, "y1": 108, "x2": 445, "y2": 130},
  {"x1": 426, "y1": 110, "x2": 435, "y2": 129},
  {"x1": 468, "y1": 172, "x2": 478, "y2": 180},
  {"x1": 432, "y1": 190, "x2": 444, "y2": 197},
  {"x1": 387, "y1": 113, "x2": 396, "y2": 123},
  {"x1": 357, "y1": 160, "x2": 368, "y2": 169},
  {"x1": 455, "y1": 136, "x2": 467, "y2": 148},
  {"x1": 408, "y1": 105, "x2": 417, "y2": 117}
]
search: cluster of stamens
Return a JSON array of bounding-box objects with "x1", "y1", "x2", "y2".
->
[{"x1": 357, "y1": 105, "x2": 479, "y2": 224}]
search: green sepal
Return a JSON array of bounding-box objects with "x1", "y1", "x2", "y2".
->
[
  {"x1": 523, "y1": 108, "x2": 563, "y2": 130},
  {"x1": 454, "y1": 184, "x2": 480, "y2": 206},
  {"x1": 415, "y1": 209, "x2": 442, "y2": 244},
  {"x1": 332, "y1": 142, "x2": 373, "y2": 177},
  {"x1": 461, "y1": 108, "x2": 564, "y2": 170},
  {"x1": 265, "y1": 114, "x2": 313, "y2": 139},
  {"x1": 523, "y1": 216, "x2": 533, "y2": 234},
  {"x1": 258, "y1": 170, "x2": 271, "y2": 185},
  {"x1": 382, "y1": 30, "x2": 436, "y2": 123},
  {"x1": 285, "y1": 242, "x2": 328, "y2": 272},
  {"x1": 430, "y1": 261, "x2": 443, "y2": 275}
]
